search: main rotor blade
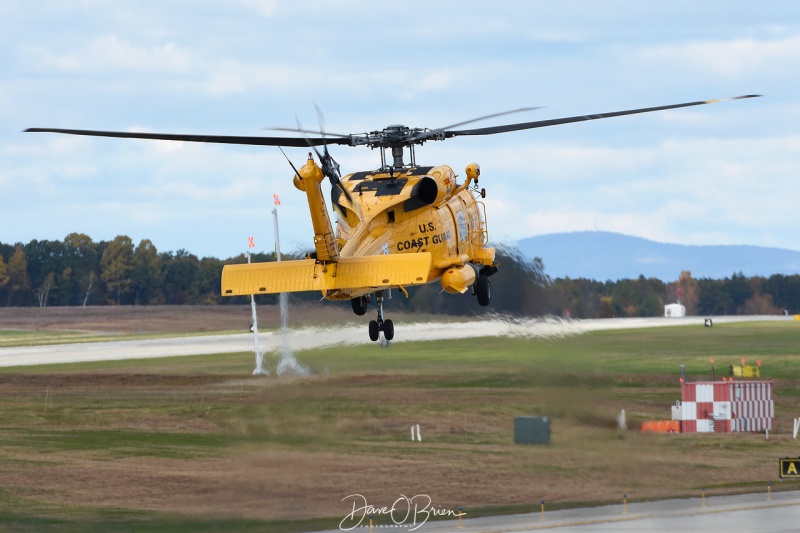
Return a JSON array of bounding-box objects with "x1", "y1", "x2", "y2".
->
[
  {"x1": 24, "y1": 127, "x2": 351, "y2": 147},
  {"x1": 444, "y1": 95, "x2": 761, "y2": 138},
  {"x1": 314, "y1": 103, "x2": 326, "y2": 135},
  {"x1": 267, "y1": 126, "x2": 351, "y2": 138},
  {"x1": 410, "y1": 107, "x2": 542, "y2": 143},
  {"x1": 436, "y1": 107, "x2": 542, "y2": 131}
]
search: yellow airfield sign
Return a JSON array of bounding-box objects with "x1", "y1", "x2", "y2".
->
[{"x1": 779, "y1": 457, "x2": 800, "y2": 479}]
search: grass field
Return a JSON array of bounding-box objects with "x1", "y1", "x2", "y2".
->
[{"x1": 1, "y1": 318, "x2": 799, "y2": 531}]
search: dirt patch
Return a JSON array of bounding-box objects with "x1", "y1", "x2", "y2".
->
[
  {"x1": 1, "y1": 432, "x2": 787, "y2": 523},
  {"x1": 0, "y1": 373, "x2": 225, "y2": 388}
]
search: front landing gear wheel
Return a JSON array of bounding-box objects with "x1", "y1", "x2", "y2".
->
[
  {"x1": 368, "y1": 320, "x2": 379, "y2": 341},
  {"x1": 476, "y1": 275, "x2": 491, "y2": 306}
]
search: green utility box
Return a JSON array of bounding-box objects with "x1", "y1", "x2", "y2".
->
[{"x1": 514, "y1": 416, "x2": 550, "y2": 445}]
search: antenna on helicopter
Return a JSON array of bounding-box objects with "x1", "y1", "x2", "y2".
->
[{"x1": 277, "y1": 146, "x2": 302, "y2": 181}]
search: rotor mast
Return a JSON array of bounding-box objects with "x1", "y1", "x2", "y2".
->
[
  {"x1": 375, "y1": 125, "x2": 419, "y2": 171},
  {"x1": 379, "y1": 145, "x2": 415, "y2": 171}
]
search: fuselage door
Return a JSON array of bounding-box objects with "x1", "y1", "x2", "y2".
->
[{"x1": 446, "y1": 199, "x2": 470, "y2": 255}]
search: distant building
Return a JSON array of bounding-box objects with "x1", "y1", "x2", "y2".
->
[{"x1": 664, "y1": 303, "x2": 686, "y2": 318}]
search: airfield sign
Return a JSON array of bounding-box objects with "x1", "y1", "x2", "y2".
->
[{"x1": 779, "y1": 457, "x2": 800, "y2": 479}]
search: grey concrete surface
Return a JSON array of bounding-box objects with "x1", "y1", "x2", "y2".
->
[{"x1": 317, "y1": 489, "x2": 800, "y2": 533}]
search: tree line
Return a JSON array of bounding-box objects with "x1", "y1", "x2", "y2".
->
[
  {"x1": 1, "y1": 234, "x2": 798, "y2": 317},
  {"x1": 549, "y1": 271, "x2": 800, "y2": 318}
]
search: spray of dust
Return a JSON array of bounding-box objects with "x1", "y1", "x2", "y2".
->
[
  {"x1": 275, "y1": 292, "x2": 311, "y2": 376},
  {"x1": 267, "y1": 314, "x2": 587, "y2": 353},
  {"x1": 265, "y1": 313, "x2": 653, "y2": 375},
  {"x1": 253, "y1": 314, "x2": 722, "y2": 355}
]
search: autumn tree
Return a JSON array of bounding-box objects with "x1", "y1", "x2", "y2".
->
[
  {"x1": 766, "y1": 274, "x2": 800, "y2": 314},
  {"x1": 550, "y1": 277, "x2": 606, "y2": 318},
  {"x1": 161, "y1": 249, "x2": 199, "y2": 304},
  {"x1": 608, "y1": 276, "x2": 665, "y2": 317},
  {"x1": 131, "y1": 239, "x2": 164, "y2": 305},
  {"x1": 598, "y1": 296, "x2": 616, "y2": 318},
  {"x1": 726, "y1": 272, "x2": 752, "y2": 313},
  {"x1": 697, "y1": 278, "x2": 733, "y2": 315},
  {"x1": 36, "y1": 272, "x2": 56, "y2": 307},
  {"x1": 100, "y1": 236, "x2": 134, "y2": 304},
  {"x1": 25, "y1": 239, "x2": 68, "y2": 306},
  {"x1": 737, "y1": 276, "x2": 778, "y2": 315},
  {"x1": 674, "y1": 270, "x2": 699, "y2": 315},
  {"x1": 63, "y1": 233, "x2": 99, "y2": 306},
  {"x1": 192, "y1": 256, "x2": 224, "y2": 304},
  {"x1": 0, "y1": 254, "x2": 9, "y2": 292},
  {"x1": 6, "y1": 246, "x2": 31, "y2": 306}
]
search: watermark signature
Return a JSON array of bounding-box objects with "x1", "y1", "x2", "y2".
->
[{"x1": 339, "y1": 493, "x2": 465, "y2": 531}]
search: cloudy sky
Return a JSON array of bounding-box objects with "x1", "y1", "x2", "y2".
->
[{"x1": 2, "y1": 1, "x2": 798, "y2": 260}]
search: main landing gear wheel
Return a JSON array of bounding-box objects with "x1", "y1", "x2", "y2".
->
[
  {"x1": 476, "y1": 275, "x2": 491, "y2": 306},
  {"x1": 367, "y1": 290, "x2": 394, "y2": 342},
  {"x1": 383, "y1": 319, "x2": 394, "y2": 341},
  {"x1": 351, "y1": 295, "x2": 369, "y2": 316}
]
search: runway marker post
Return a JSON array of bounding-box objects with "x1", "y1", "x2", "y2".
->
[
  {"x1": 623, "y1": 493, "x2": 627, "y2": 514},
  {"x1": 458, "y1": 506, "x2": 463, "y2": 528},
  {"x1": 768, "y1": 481, "x2": 772, "y2": 500},
  {"x1": 701, "y1": 487, "x2": 706, "y2": 506},
  {"x1": 369, "y1": 513, "x2": 373, "y2": 533},
  {"x1": 540, "y1": 499, "x2": 545, "y2": 521}
]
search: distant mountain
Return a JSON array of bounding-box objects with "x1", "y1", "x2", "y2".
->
[{"x1": 516, "y1": 231, "x2": 800, "y2": 281}]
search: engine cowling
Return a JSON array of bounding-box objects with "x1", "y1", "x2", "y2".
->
[
  {"x1": 440, "y1": 264, "x2": 476, "y2": 294},
  {"x1": 415, "y1": 166, "x2": 456, "y2": 207}
]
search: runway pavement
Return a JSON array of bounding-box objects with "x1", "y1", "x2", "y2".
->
[{"x1": 317, "y1": 489, "x2": 800, "y2": 533}]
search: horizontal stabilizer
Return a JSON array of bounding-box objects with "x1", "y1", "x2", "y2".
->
[
  {"x1": 222, "y1": 259, "x2": 319, "y2": 296},
  {"x1": 221, "y1": 253, "x2": 432, "y2": 296}
]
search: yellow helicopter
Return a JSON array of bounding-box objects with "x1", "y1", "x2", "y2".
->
[{"x1": 27, "y1": 95, "x2": 758, "y2": 341}]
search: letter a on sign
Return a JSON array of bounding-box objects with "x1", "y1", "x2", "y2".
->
[{"x1": 780, "y1": 458, "x2": 800, "y2": 478}]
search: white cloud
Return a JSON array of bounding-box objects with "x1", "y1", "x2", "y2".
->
[
  {"x1": 235, "y1": 0, "x2": 278, "y2": 17},
  {"x1": 636, "y1": 36, "x2": 800, "y2": 79},
  {"x1": 31, "y1": 35, "x2": 193, "y2": 73},
  {"x1": 202, "y1": 61, "x2": 302, "y2": 96},
  {"x1": 197, "y1": 59, "x2": 463, "y2": 100},
  {"x1": 155, "y1": 177, "x2": 264, "y2": 203},
  {"x1": 525, "y1": 28, "x2": 590, "y2": 44},
  {"x1": 2, "y1": 136, "x2": 90, "y2": 158}
]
